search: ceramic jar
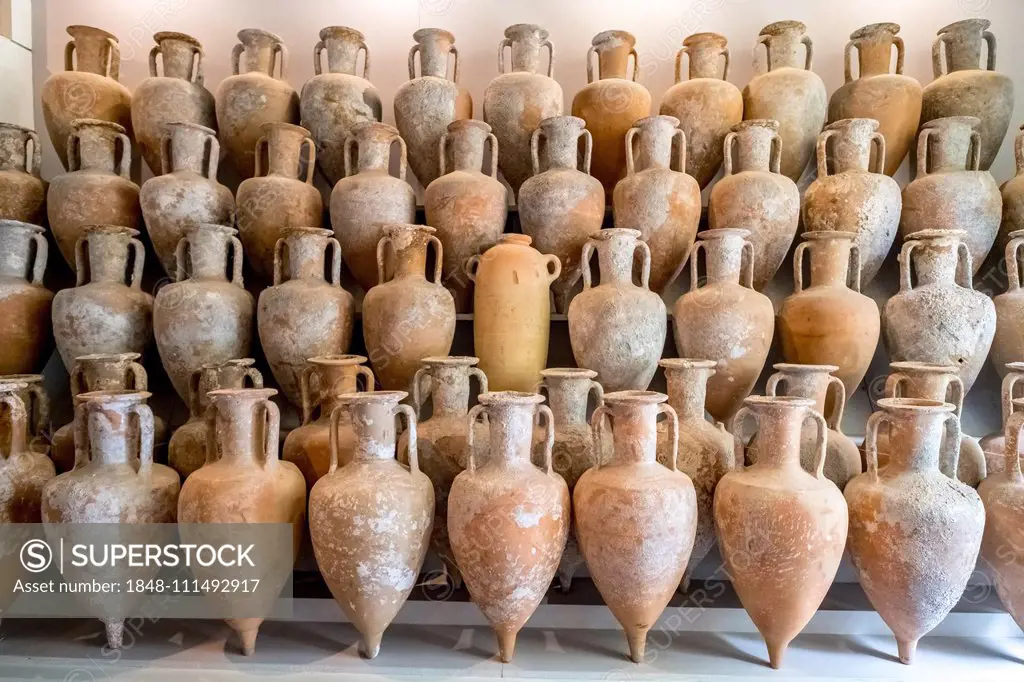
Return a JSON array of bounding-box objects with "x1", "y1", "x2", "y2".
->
[
  {"x1": 0, "y1": 124, "x2": 45, "y2": 223},
  {"x1": 0, "y1": 374, "x2": 50, "y2": 453},
  {"x1": 846, "y1": 398, "x2": 985, "y2": 664},
  {"x1": 448, "y1": 392, "x2": 569, "y2": 662},
  {"x1": 659, "y1": 32, "x2": 742, "y2": 189},
  {"x1": 901, "y1": 117, "x2": 1000, "y2": 274},
  {"x1": 394, "y1": 29, "x2": 473, "y2": 188},
  {"x1": 47, "y1": 119, "x2": 140, "y2": 268},
  {"x1": 329, "y1": 122, "x2": 416, "y2": 292},
  {"x1": 828, "y1": 24, "x2": 921, "y2": 176},
  {"x1": 469, "y1": 234, "x2": 559, "y2": 392},
  {"x1": 612, "y1": 115, "x2": 700, "y2": 293},
  {"x1": 991, "y1": 230, "x2": 1024, "y2": 375},
  {"x1": 363, "y1": 225, "x2": 455, "y2": 391},
  {"x1": 309, "y1": 391, "x2": 432, "y2": 659},
  {"x1": 673, "y1": 229, "x2": 774, "y2": 422},
  {"x1": 568, "y1": 229, "x2": 665, "y2": 392},
  {"x1": 131, "y1": 32, "x2": 216, "y2": 175},
  {"x1": 215, "y1": 29, "x2": 299, "y2": 179},
  {"x1": 997, "y1": 127, "x2": 1024, "y2": 256},
  {"x1": 154, "y1": 224, "x2": 254, "y2": 402},
  {"x1": 742, "y1": 21, "x2": 826, "y2": 181},
  {"x1": 517, "y1": 116, "x2": 603, "y2": 313},
  {"x1": 882, "y1": 229, "x2": 995, "y2": 394},
  {"x1": 0, "y1": 220, "x2": 52, "y2": 374},
  {"x1": 139, "y1": 122, "x2": 234, "y2": 276},
  {"x1": 575, "y1": 391, "x2": 696, "y2": 662},
  {"x1": 708, "y1": 120, "x2": 799, "y2": 290},
  {"x1": 803, "y1": 119, "x2": 901, "y2": 285},
  {"x1": 0, "y1": 381, "x2": 55, "y2": 521},
  {"x1": 258, "y1": 228, "x2": 354, "y2": 406},
  {"x1": 41, "y1": 26, "x2": 132, "y2": 170},
  {"x1": 922, "y1": 19, "x2": 1013, "y2": 171},
  {"x1": 716, "y1": 395, "x2": 847, "y2": 669},
  {"x1": 300, "y1": 26, "x2": 382, "y2": 185},
  {"x1": 424, "y1": 120, "x2": 508, "y2": 311},
  {"x1": 980, "y1": 363, "x2": 1024, "y2": 476}
]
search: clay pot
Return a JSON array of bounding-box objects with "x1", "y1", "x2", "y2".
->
[
  {"x1": 778, "y1": 231, "x2": 880, "y2": 397},
  {"x1": 131, "y1": 32, "x2": 216, "y2": 175},
  {"x1": 517, "y1": 116, "x2": 603, "y2": 313},
  {"x1": 980, "y1": 363, "x2": 1024, "y2": 476},
  {"x1": 742, "y1": 21, "x2": 826, "y2": 181},
  {"x1": 448, "y1": 391, "x2": 569, "y2": 662},
  {"x1": 0, "y1": 123, "x2": 45, "y2": 223},
  {"x1": 881, "y1": 229, "x2": 995, "y2": 394},
  {"x1": 900, "y1": 116, "x2": 1000, "y2": 274},
  {"x1": 846, "y1": 398, "x2": 985, "y2": 664},
  {"x1": 0, "y1": 220, "x2": 53, "y2": 374},
  {"x1": 708, "y1": 120, "x2": 799, "y2": 290},
  {"x1": 329, "y1": 122, "x2": 416, "y2": 292},
  {"x1": 612, "y1": 115, "x2": 700, "y2": 293},
  {"x1": 425, "y1": 120, "x2": 508, "y2": 311},
  {"x1": 178, "y1": 387, "x2": 305, "y2": 656},
  {"x1": 716, "y1": 395, "x2": 847, "y2": 668},
  {"x1": 215, "y1": 29, "x2": 299, "y2": 180},
  {"x1": 673, "y1": 229, "x2": 774, "y2": 422},
  {"x1": 469, "y1": 234, "x2": 559, "y2": 392},
  {"x1": 154, "y1": 224, "x2": 254, "y2": 402},
  {"x1": 571, "y1": 31, "x2": 651, "y2": 195},
  {"x1": 258, "y1": 228, "x2": 354, "y2": 405},
  {"x1": 922, "y1": 19, "x2": 1013, "y2": 171},
  {"x1": 139, "y1": 122, "x2": 234, "y2": 276},
  {"x1": 483, "y1": 24, "x2": 563, "y2": 197},
  {"x1": 802, "y1": 119, "x2": 901, "y2": 285},
  {"x1": 236, "y1": 122, "x2": 322, "y2": 282},
  {"x1": 394, "y1": 29, "x2": 473, "y2": 188},
  {"x1": 0, "y1": 380, "x2": 55, "y2": 522},
  {"x1": 300, "y1": 26, "x2": 382, "y2": 185},
  {"x1": 282, "y1": 355, "x2": 374, "y2": 490},
  {"x1": 568, "y1": 229, "x2": 665, "y2": 392},
  {"x1": 827, "y1": 24, "x2": 922, "y2": 176},
  {"x1": 363, "y1": 225, "x2": 456, "y2": 392},
  {"x1": 168, "y1": 358, "x2": 263, "y2": 479},
  {"x1": 996, "y1": 127, "x2": 1024, "y2": 256},
  {"x1": 47, "y1": 119, "x2": 140, "y2": 268},
  {"x1": 41, "y1": 26, "x2": 132, "y2": 171},
  {"x1": 309, "y1": 391, "x2": 433, "y2": 658},
  {"x1": 0, "y1": 374, "x2": 50, "y2": 454},
  {"x1": 991, "y1": 231, "x2": 1024, "y2": 376}
]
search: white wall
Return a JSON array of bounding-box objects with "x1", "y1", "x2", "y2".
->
[{"x1": 1, "y1": 0, "x2": 34, "y2": 127}]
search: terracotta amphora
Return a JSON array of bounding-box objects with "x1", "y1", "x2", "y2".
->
[
  {"x1": 0, "y1": 124, "x2": 45, "y2": 223},
  {"x1": 329, "y1": 122, "x2": 416, "y2": 292},
  {"x1": 997, "y1": 127, "x2": 1024, "y2": 257},
  {"x1": 846, "y1": 398, "x2": 985, "y2": 664},
  {"x1": 425, "y1": 120, "x2": 508, "y2": 311},
  {"x1": 707, "y1": 119, "x2": 799, "y2": 290},
  {"x1": 483, "y1": 24, "x2": 563, "y2": 197},
  {"x1": 154, "y1": 224, "x2": 254, "y2": 402},
  {"x1": 571, "y1": 31, "x2": 651, "y2": 195},
  {"x1": 41, "y1": 26, "x2": 132, "y2": 170},
  {"x1": 258, "y1": 228, "x2": 354, "y2": 406},
  {"x1": 881, "y1": 229, "x2": 995, "y2": 394},
  {"x1": 716, "y1": 395, "x2": 847, "y2": 668},
  {"x1": 659, "y1": 32, "x2": 742, "y2": 189},
  {"x1": 992, "y1": 231, "x2": 1024, "y2": 377},
  {"x1": 469, "y1": 234, "x2": 559, "y2": 392},
  {"x1": 0, "y1": 220, "x2": 52, "y2": 374},
  {"x1": 168, "y1": 359, "x2": 263, "y2": 479},
  {"x1": 673, "y1": 229, "x2": 774, "y2": 422},
  {"x1": 0, "y1": 374, "x2": 50, "y2": 454},
  {"x1": 568, "y1": 229, "x2": 665, "y2": 392},
  {"x1": 309, "y1": 391, "x2": 433, "y2": 658},
  {"x1": 448, "y1": 391, "x2": 569, "y2": 662},
  {"x1": 300, "y1": 26, "x2": 382, "y2": 185},
  {"x1": 612, "y1": 115, "x2": 700, "y2": 293},
  {"x1": 215, "y1": 29, "x2": 299, "y2": 180},
  {"x1": 131, "y1": 32, "x2": 216, "y2": 175},
  {"x1": 981, "y1": 364, "x2": 1024, "y2": 476},
  {"x1": 828, "y1": 24, "x2": 922, "y2": 176},
  {"x1": 517, "y1": 116, "x2": 603, "y2": 313},
  {"x1": 283, "y1": 354, "x2": 375, "y2": 490},
  {"x1": 901, "y1": 117, "x2": 1000, "y2": 274},
  {"x1": 922, "y1": 19, "x2": 1013, "y2": 171},
  {"x1": 394, "y1": 29, "x2": 473, "y2": 188},
  {"x1": 139, "y1": 122, "x2": 234, "y2": 276},
  {"x1": 47, "y1": 119, "x2": 140, "y2": 268}
]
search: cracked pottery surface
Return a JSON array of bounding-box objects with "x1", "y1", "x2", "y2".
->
[
  {"x1": 991, "y1": 232, "x2": 1024, "y2": 384},
  {"x1": 0, "y1": 374, "x2": 50, "y2": 454},
  {"x1": 978, "y1": 363, "x2": 1024, "y2": 477},
  {"x1": 0, "y1": 124, "x2": 46, "y2": 224},
  {"x1": 0, "y1": 220, "x2": 53, "y2": 375}
]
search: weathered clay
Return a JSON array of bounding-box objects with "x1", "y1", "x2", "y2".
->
[
  {"x1": 0, "y1": 381, "x2": 55, "y2": 522},
  {"x1": 0, "y1": 374, "x2": 50, "y2": 454},
  {"x1": 0, "y1": 220, "x2": 53, "y2": 374},
  {"x1": 0, "y1": 124, "x2": 45, "y2": 223},
  {"x1": 996, "y1": 127, "x2": 1024, "y2": 257},
  {"x1": 992, "y1": 231, "x2": 1024, "y2": 378},
  {"x1": 981, "y1": 364, "x2": 1024, "y2": 477}
]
